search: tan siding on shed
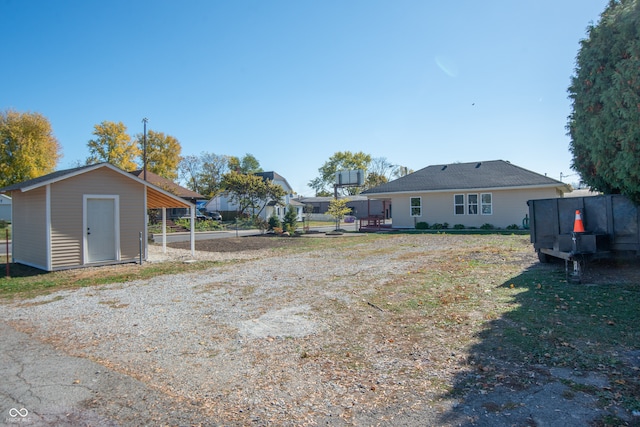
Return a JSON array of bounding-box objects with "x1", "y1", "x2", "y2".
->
[
  {"x1": 50, "y1": 167, "x2": 145, "y2": 269},
  {"x1": 12, "y1": 188, "x2": 48, "y2": 269}
]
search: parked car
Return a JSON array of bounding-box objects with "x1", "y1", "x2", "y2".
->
[
  {"x1": 208, "y1": 211, "x2": 223, "y2": 221},
  {"x1": 180, "y1": 213, "x2": 208, "y2": 221}
]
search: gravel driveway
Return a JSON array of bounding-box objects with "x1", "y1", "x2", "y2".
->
[{"x1": 1, "y1": 234, "x2": 633, "y2": 426}]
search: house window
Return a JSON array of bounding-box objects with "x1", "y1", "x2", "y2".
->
[
  {"x1": 468, "y1": 194, "x2": 478, "y2": 215},
  {"x1": 481, "y1": 193, "x2": 492, "y2": 215},
  {"x1": 410, "y1": 197, "x2": 422, "y2": 217},
  {"x1": 454, "y1": 194, "x2": 465, "y2": 215}
]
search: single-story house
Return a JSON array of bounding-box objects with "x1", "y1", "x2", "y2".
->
[
  {"x1": 361, "y1": 160, "x2": 571, "y2": 229},
  {"x1": 0, "y1": 194, "x2": 11, "y2": 222},
  {"x1": 206, "y1": 171, "x2": 304, "y2": 221},
  {"x1": 129, "y1": 169, "x2": 206, "y2": 219},
  {"x1": 0, "y1": 163, "x2": 196, "y2": 271}
]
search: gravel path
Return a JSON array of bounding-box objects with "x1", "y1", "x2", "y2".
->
[
  {"x1": 2, "y1": 234, "x2": 624, "y2": 426},
  {"x1": 2, "y1": 235, "x2": 462, "y2": 425}
]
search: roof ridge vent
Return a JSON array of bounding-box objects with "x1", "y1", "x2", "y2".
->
[{"x1": 475, "y1": 162, "x2": 482, "y2": 168}]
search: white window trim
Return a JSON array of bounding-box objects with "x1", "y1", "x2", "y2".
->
[
  {"x1": 410, "y1": 196, "x2": 422, "y2": 217},
  {"x1": 454, "y1": 194, "x2": 465, "y2": 215},
  {"x1": 481, "y1": 192, "x2": 493, "y2": 215},
  {"x1": 467, "y1": 193, "x2": 479, "y2": 215}
]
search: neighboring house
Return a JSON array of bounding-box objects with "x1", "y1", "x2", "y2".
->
[
  {"x1": 129, "y1": 169, "x2": 206, "y2": 219},
  {"x1": 0, "y1": 163, "x2": 195, "y2": 271},
  {"x1": 205, "y1": 171, "x2": 304, "y2": 221},
  {"x1": 0, "y1": 194, "x2": 11, "y2": 222},
  {"x1": 295, "y1": 195, "x2": 388, "y2": 220},
  {"x1": 360, "y1": 160, "x2": 571, "y2": 229}
]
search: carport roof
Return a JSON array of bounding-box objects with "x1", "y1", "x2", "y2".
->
[{"x1": 0, "y1": 163, "x2": 192, "y2": 209}]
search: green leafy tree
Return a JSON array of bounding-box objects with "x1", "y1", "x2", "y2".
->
[
  {"x1": 365, "y1": 172, "x2": 389, "y2": 189},
  {"x1": 326, "y1": 198, "x2": 352, "y2": 231},
  {"x1": 227, "y1": 153, "x2": 263, "y2": 174},
  {"x1": 178, "y1": 152, "x2": 229, "y2": 197},
  {"x1": 568, "y1": 0, "x2": 640, "y2": 203},
  {"x1": 86, "y1": 121, "x2": 140, "y2": 171},
  {"x1": 221, "y1": 172, "x2": 286, "y2": 216},
  {"x1": 309, "y1": 151, "x2": 372, "y2": 196},
  {"x1": 200, "y1": 153, "x2": 231, "y2": 196},
  {"x1": 135, "y1": 130, "x2": 181, "y2": 180},
  {"x1": 179, "y1": 152, "x2": 255, "y2": 197},
  {"x1": 0, "y1": 109, "x2": 62, "y2": 187}
]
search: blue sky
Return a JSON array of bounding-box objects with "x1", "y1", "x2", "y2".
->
[{"x1": 3, "y1": 0, "x2": 607, "y2": 195}]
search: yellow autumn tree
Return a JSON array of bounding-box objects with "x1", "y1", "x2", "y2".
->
[
  {"x1": 86, "y1": 121, "x2": 140, "y2": 171},
  {"x1": 0, "y1": 109, "x2": 62, "y2": 187},
  {"x1": 326, "y1": 198, "x2": 352, "y2": 231},
  {"x1": 134, "y1": 130, "x2": 181, "y2": 181}
]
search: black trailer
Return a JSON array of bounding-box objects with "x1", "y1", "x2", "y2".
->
[{"x1": 527, "y1": 194, "x2": 640, "y2": 282}]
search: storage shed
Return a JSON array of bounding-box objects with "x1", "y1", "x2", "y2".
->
[{"x1": 0, "y1": 163, "x2": 194, "y2": 271}]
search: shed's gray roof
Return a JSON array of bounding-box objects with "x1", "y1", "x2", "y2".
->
[
  {"x1": 0, "y1": 164, "x2": 100, "y2": 193},
  {"x1": 361, "y1": 160, "x2": 568, "y2": 195},
  {"x1": 0, "y1": 163, "x2": 193, "y2": 208}
]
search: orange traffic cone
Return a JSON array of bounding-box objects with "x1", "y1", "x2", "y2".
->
[{"x1": 573, "y1": 210, "x2": 585, "y2": 233}]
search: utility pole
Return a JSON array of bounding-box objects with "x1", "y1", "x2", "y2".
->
[{"x1": 142, "y1": 118, "x2": 148, "y2": 181}]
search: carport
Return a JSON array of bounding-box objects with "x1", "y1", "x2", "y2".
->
[{"x1": 145, "y1": 184, "x2": 196, "y2": 258}]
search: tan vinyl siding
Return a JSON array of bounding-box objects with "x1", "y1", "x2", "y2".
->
[
  {"x1": 50, "y1": 168, "x2": 145, "y2": 268},
  {"x1": 50, "y1": 178, "x2": 83, "y2": 268},
  {"x1": 12, "y1": 188, "x2": 48, "y2": 269},
  {"x1": 391, "y1": 187, "x2": 561, "y2": 229}
]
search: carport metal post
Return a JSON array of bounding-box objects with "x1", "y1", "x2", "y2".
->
[
  {"x1": 162, "y1": 207, "x2": 167, "y2": 253},
  {"x1": 190, "y1": 207, "x2": 195, "y2": 257}
]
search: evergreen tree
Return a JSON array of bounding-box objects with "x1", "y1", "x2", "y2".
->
[{"x1": 568, "y1": 0, "x2": 640, "y2": 203}]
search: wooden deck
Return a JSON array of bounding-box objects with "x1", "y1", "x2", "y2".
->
[{"x1": 358, "y1": 216, "x2": 392, "y2": 232}]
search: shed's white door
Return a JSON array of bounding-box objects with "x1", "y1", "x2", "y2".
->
[{"x1": 86, "y1": 198, "x2": 117, "y2": 263}]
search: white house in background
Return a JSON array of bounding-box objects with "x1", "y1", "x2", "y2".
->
[
  {"x1": 361, "y1": 160, "x2": 571, "y2": 229},
  {"x1": 205, "y1": 171, "x2": 304, "y2": 221},
  {"x1": 0, "y1": 194, "x2": 11, "y2": 222}
]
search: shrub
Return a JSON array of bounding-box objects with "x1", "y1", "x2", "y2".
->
[
  {"x1": 268, "y1": 214, "x2": 281, "y2": 231},
  {"x1": 443, "y1": 222, "x2": 449, "y2": 229},
  {"x1": 431, "y1": 223, "x2": 444, "y2": 230},
  {"x1": 282, "y1": 207, "x2": 298, "y2": 233},
  {"x1": 453, "y1": 224, "x2": 465, "y2": 230},
  {"x1": 480, "y1": 223, "x2": 495, "y2": 230},
  {"x1": 415, "y1": 222, "x2": 429, "y2": 230},
  {"x1": 506, "y1": 224, "x2": 520, "y2": 230},
  {"x1": 0, "y1": 220, "x2": 7, "y2": 228}
]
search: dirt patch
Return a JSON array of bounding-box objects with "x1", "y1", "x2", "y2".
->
[{"x1": 168, "y1": 235, "x2": 305, "y2": 252}]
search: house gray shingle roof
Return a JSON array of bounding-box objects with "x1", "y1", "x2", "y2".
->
[
  {"x1": 361, "y1": 160, "x2": 567, "y2": 195},
  {"x1": 255, "y1": 171, "x2": 293, "y2": 193}
]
